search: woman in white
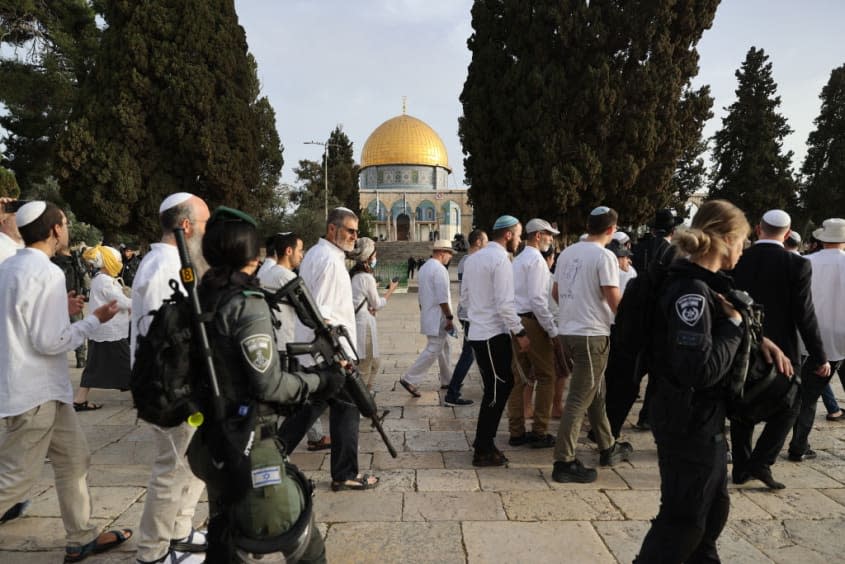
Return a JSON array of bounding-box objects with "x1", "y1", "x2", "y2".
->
[
  {"x1": 73, "y1": 245, "x2": 132, "y2": 410},
  {"x1": 350, "y1": 237, "x2": 398, "y2": 389}
]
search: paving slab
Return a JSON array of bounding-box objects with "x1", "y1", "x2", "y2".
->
[
  {"x1": 313, "y1": 491, "x2": 403, "y2": 523},
  {"x1": 463, "y1": 521, "x2": 615, "y2": 564},
  {"x1": 405, "y1": 430, "x2": 469, "y2": 451},
  {"x1": 325, "y1": 522, "x2": 464, "y2": 564},
  {"x1": 502, "y1": 490, "x2": 622, "y2": 521},
  {"x1": 475, "y1": 467, "x2": 550, "y2": 491},
  {"x1": 27, "y1": 486, "x2": 145, "y2": 520},
  {"x1": 403, "y1": 492, "x2": 506, "y2": 521},
  {"x1": 416, "y1": 469, "x2": 480, "y2": 492},
  {"x1": 742, "y1": 488, "x2": 845, "y2": 519},
  {"x1": 541, "y1": 467, "x2": 630, "y2": 490},
  {"x1": 372, "y1": 451, "x2": 444, "y2": 470}
]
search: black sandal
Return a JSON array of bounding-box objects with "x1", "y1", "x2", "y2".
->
[
  {"x1": 65, "y1": 529, "x2": 132, "y2": 562},
  {"x1": 331, "y1": 474, "x2": 380, "y2": 491},
  {"x1": 398, "y1": 379, "x2": 421, "y2": 398},
  {"x1": 73, "y1": 401, "x2": 102, "y2": 412}
]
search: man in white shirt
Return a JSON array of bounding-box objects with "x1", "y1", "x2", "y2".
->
[
  {"x1": 507, "y1": 218, "x2": 560, "y2": 449},
  {"x1": 462, "y1": 215, "x2": 529, "y2": 467},
  {"x1": 789, "y1": 218, "x2": 845, "y2": 461},
  {"x1": 551, "y1": 206, "x2": 632, "y2": 484},
  {"x1": 131, "y1": 193, "x2": 210, "y2": 564},
  {"x1": 399, "y1": 240, "x2": 455, "y2": 396},
  {"x1": 278, "y1": 208, "x2": 379, "y2": 491},
  {"x1": 0, "y1": 198, "x2": 25, "y2": 263},
  {"x1": 0, "y1": 201, "x2": 131, "y2": 560}
]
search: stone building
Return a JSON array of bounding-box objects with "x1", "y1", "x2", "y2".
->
[{"x1": 358, "y1": 111, "x2": 472, "y2": 241}]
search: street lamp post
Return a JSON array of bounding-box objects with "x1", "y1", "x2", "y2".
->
[{"x1": 304, "y1": 140, "x2": 341, "y2": 221}]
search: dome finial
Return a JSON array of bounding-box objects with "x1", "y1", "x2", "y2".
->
[{"x1": 402, "y1": 96, "x2": 407, "y2": 114}]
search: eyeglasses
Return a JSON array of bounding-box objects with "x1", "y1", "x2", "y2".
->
[{"x1": 338, "y1": 225, "x2": 358, "y2": 236}]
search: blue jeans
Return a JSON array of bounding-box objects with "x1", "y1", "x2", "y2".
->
[
  {"x1": 446, "y1": 320, "x2": 474, "y2": 400},
  {"x1": 821, "y1": 383, "x2": 840, "y2": 414}
]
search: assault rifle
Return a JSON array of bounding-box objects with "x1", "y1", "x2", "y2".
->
[{"x1": 276, "y1": 276, "x2": 398, "y2": 458}]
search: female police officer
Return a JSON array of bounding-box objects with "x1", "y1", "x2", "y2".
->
[
  {"x1": 635, "y1": 200, "x2": 792, "y2": 563},
  {"x1": 188, "y1": 207, "x2": 339, "y2": 563}
]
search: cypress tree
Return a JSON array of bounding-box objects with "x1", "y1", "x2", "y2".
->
[
  {"x1": 800, "y1": 64, "x2": 845, "y2": 221},
  {"x1": 0, "y1": 166, "x2": 20, "y2": 198},
  {"x1": 709, "y1": 47, "x2": 797, "y2": 221},
  {"x1": 460, "y1": 0, "x2": 718, "y2": 232},
  {"x1": 292, "y1": 125, "x2": 359, "y2": 215},
  {"x1": 56, "y1": 0, "x2": 280, "y2": 241}
]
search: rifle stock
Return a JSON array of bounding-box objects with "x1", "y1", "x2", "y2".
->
[{"x1": 277, "y1": 277, "x2": 398, "y2": 458}]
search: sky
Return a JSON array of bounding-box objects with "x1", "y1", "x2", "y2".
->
[{"x1": 234, "y1": 0, "x2": 845, "y2": 190}]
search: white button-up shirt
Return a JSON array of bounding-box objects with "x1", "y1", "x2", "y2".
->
[
  {"x1": 462, "y1": 241, "x2": 523, "y2": 341},
  {"x1": 807, "y1": 248, "x2": 845, "y2": 361},
  {"x1": 130, "y1": 243, "x2": 185, "y2": 366},
  {"x1": 417, "y1": 257, "x2": 451, "y2": 337},
  {"x1": 258, "y1": 263, "x2": 298, "y2": 351},
  {"x1": 513, "y1": 245, "x2": 557, "y2": 336},
  {"x1": 0, "y1": 248, "x2": 101, "y2": 416},
  {"x1": 295, "y1": 237, "x2": 356, "y2": 363},
  {"x1": 0, "y1": 231, "x2": 23, "y2": 264},
  {"x1": 88, "y1": 272, "x2": 132, "y2": 342}
]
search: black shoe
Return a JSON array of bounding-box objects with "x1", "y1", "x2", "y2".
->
[
  {"x1": 473, "y1": 448, "x2": 508, "y2": 467},
  {"x1": 440, "y1": 385, "x2": 450, "y2": 390},
  {"x1": 787, "y1": 448, "x2": 817, "y2": 462},
  {"x1": 529, "y1": 434, "x2": 556, "y2": 449},
  {"x1": 0, "y1": 500, "x2": 30, "y2": 524},
  {"x1": 508, "y1": 433, "x2": 536, "y2": 446},
  {"x1": 552, "y1": 459, "x2": 597, "y2": 483},
  {"x1": 634, "y1": 420, "x2": 651, "y2": 431},
  {"x1": 444, "y1": 396, "x2": 473, "y2": 407},
  {"x1": 732, "y1": 467, "x2": 750, "y2": 485},
  {"x1": 586, "y1": 429, "x2": 597, "y2": 443},
  {"x1": 599, "y1": 441, "x2": 633, "y2": 467},
  {"x1": 749, "y1": 467, "x2": 785, "y2": 490}
]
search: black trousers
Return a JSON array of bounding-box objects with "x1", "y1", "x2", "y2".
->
[
  {"x1": 635, "y1": 437, "x2": 730, "y2": 563},
  {"x1": 604, "y1": 326, "x2": 653, "y2": 438},
  {"x1": 730, "y1": 371, "x2": 800, "y2": 473},
  {"x1": 469, "y1": 334, "x2": 514, "y2": 452},
  {"x1": 277, "y1": 397, "x2": 360, "y2": 482},
  {"x1": 790, "y1": 360, "x2": 843, "y2": 456}
]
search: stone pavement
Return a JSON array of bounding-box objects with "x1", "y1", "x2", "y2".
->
[{"x1": 4, "y1": 277, "x2": 845, "y2": 563}]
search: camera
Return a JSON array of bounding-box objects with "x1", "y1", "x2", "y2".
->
[{"x1": 1, "y1": 200, "x2": 30, "y2": 213}]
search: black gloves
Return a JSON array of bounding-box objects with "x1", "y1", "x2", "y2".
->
[{"x1": 311, "y1": 367, "x2": 345, "y2": 401}]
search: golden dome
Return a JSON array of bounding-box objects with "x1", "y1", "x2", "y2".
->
[{"x1": 360, "y1": 114, "x2": 450, "y2": 172}]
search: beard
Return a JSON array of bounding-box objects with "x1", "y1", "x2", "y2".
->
[
  {"x1": 506, "y1": 238, "x2": 518, "y2": 254},
  {"x1": 187, "y1": 233, "x2": 210, "y2": 278},
  {"x1": 332, "y1": 232, "x2": 356, "y2": 253}
]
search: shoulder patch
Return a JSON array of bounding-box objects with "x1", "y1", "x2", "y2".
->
[
  {"x1": 675, "y1": 294, "x2": 705, "y2": 326},
  {"x1": 240, "y1": 334, "x2": 273, "y2": 373}
]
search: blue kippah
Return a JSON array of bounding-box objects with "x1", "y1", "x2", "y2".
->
[
  {"x1": 493, "y1": 215, "x2": 519, "y2": 230},
  {"x1": 590, "y1": 206, "x2": 610, "y2": 216}
]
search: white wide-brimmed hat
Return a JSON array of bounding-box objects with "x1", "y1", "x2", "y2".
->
[
  {"x1": 813, "y1": 218, "x2": 845, "y2": 243},
  {"x1": 432, "y1": 239, "x2": 454, "y2": 253}
]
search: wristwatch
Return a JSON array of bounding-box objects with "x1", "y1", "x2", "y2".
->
[{"x1": 512, "y1": 329, "x2": 527, "y2": 338}]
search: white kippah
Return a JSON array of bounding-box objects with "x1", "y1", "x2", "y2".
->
[
  {"x1": 612, "y1": 231, "x2": 630, "y2": 244},
  {"x1": 15, "y1": 201, "x2": 47, "y2": 227},
  {"x1": 159, "y1": 192, "x2": 194, "y2": 214},
  {"x1": 762, "y1": 209, "x2": 790, "y2": 228}
]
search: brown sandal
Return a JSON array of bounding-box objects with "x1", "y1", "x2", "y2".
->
[{"x1": 306, "y1": 436, "x2": 331, "y2": 451}]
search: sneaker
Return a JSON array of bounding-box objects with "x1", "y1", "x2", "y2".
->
[
  {"x1": 787, "y1": 448, "x2": 817, "y2": 462},
  {"x1": 0, "y1": 500, "x2": 30, "y2": 524},
  {"x1": 552, "y1": 459, "x2": 597, "y2": 483},
  {"x1": 529, "y1": 433, "x2": 556, "y2": 449},
  {"x1": 444, "y1": 396, "x2": 474, "y2": 407},
  {"x1": 170, "y1": 528, "x2": 207, "y2": 552},
  {"x1": 599, "y1": 441, "x2": 633, "y2": 467},
  {"x1": 139, "y1": 549, "x2": 206, "y2": 564}
]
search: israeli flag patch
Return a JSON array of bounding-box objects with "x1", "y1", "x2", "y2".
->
[
  {"x1": 251, "y1": 465, "x2": 283, "y2": 488},
  {"x1": 675, "y1": 294, "x2": 705, "y2": 327}
]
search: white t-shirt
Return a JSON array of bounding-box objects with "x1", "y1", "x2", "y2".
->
[
  {"x1": 417, "y1": 258, "x2": 451, "y2": 337},
  {"x1": 554, "y1": 241, "x2": 619, "y2": 336},
  {"x1": 807, "y1": 249, "x2": 845, "y2": 361},
  {"x1": 257, "y1": 263, "x2": 298, "y2": 351}
]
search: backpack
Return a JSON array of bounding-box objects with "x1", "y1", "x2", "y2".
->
[
  {"x1": 130, "y1": 280, "x2": 202, "y2": 427},
  {"x1": 614, "y1": 240, "x2": 674, "y2": 360}
]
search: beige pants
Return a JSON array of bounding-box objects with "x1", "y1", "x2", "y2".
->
[
  {"x1": 359, "y1": 328, "x2": 382, "y2": 390},
  {"x1": 553, "y1": 335, "x2": 614, "y2": 462},
  {"x1": 136, "y1": 422, "x2": 206, "y2": 561},
  {"x1": 508, "y1": 317, "x2": 556, "y2": 436},
  {"x1": 0, "y1": 401, "x2": 98, "y2": 546}
]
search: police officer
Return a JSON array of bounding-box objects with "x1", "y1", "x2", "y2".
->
[
  {"x1": 188, "y1": 207, "x2": 341, "y2": 563},
  {"x1": 635, "y1": 200, "x2": 792, "y2": 563}
]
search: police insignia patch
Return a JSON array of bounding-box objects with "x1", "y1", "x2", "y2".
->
[
  {"x1": 241, "y1": 334, "x2": 273, "y2": 373},
  {"x1": 675, "y1": 294, "x2": 705, "y2": 327}
]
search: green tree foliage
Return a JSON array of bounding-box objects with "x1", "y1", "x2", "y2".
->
[
  {"x1": 460, "y1": 0, "x2": 718, "y2": 232},
  {"x1": 709, "y1": 47, "x2": 797, "y2": 221},
  {"x1": 0, "y1": 166, "x2": 20, "y2": 197},
  {"x1": 800, "y1": 64, "x2": 845, "y2": 221},
  {"x1": 56, "y1": 0, "x2": 282, "y2": 242},
  {"x1": 668, "y1": 137, "x2": 709, "y2": 216},
  {"x1": 293, "y1": 125, "x2": 360, "y2": 216},
  {"x1": 0, "y1": 0, "x2": 100, "y2": 191}
]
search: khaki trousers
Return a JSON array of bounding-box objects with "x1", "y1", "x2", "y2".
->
[
  {"x1": 507, "y1": 317, "x2": 556, "y2": 436},
  {"x1": 136, "y1": 422, "x2": 206, "y2": 561},
  {"x1": 0, "y1": 401, "x2": 98, "y2": 546},
  {"x1": 358, "y1": 328, "x2": 381, "y2": 390},
  {"x1": 553, "y1": 335, "x2": 614, "y2": 462}
]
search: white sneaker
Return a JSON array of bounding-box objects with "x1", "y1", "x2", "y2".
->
[{"x1": 138, "y1": 549, "x2": 206, "y2": 564}]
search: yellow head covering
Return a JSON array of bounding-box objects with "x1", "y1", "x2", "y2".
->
[{"x1": 82, "y1": 245, "x2": 122, "y2": 278}]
